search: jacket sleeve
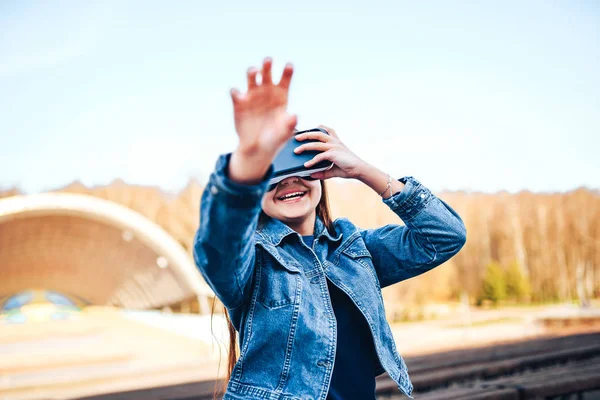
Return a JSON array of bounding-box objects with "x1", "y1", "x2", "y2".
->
[
  {"x1": 360, "y1": 176, "x2": 467, "y2": 288},
  {"x1": 193, "y1": 153, "x2": 271, "y2": 309}
]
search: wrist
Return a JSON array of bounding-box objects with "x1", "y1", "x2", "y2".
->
[
  {"x1": 355, "y1": 163, "x2": 406, "y2": 199},
  {"x1": 354, "y1": 161, "x2": 378, "y2": 183},
  {"x1": 228, "y1": 148, "x2": 273, "y2": 185},
  {"x1": 355, "y1": 163, "x2": 386, "y2": 194}
]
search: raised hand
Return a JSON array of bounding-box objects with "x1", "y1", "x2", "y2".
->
[{"x1": 228, "y1": 58, "x2": 297, "y2": 185}]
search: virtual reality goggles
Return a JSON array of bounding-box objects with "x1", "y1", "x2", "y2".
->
[{"x1": 267, "y1": 127, "x2": 334, "y2": 191}]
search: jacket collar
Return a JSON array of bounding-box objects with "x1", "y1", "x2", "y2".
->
[{"x1": 257, "y1": 214, "x2": 342, "y2": 247}]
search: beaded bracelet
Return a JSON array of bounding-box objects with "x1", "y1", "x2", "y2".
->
[{"x1": 379, "y1": 174, "x2": 393, "y2": 197}]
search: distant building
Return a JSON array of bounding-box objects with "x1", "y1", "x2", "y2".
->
[{"x1": 0, "y1": 193, "x2": 213, "y2": 314}]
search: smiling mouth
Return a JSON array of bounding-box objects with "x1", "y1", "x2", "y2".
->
[{"x1": 277, "y1": 191, "x2": 307, "y2": 202}]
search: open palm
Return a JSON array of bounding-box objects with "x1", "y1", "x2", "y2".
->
[{"x1": 231, "y1": 58, "x2": 297, "y2": 158}]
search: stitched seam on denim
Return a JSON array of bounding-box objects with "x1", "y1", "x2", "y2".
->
[
  {"x1": 255, "y1": 261, "x2": 292, "y2": 308},
  {"x1": 259, "y1": 298, "x2": 292, "y2": 309},
  {"x1": 396, "y1": 188, "x2": 419, "y2": 213},
  {"x1": 228, "y1": 382, "x2": 301, "y2": 400},
  {"x1": 395, "y1": 187, "x2": 424, "y2": 216},
  {"x1": 395, "y1": 372, "x2": 414, "y2": 398},
  {"x1": 317, "y1": 218, "x2": 343, "y2": 243},
  {"x1": 233, "y1": 254, "x2": 261, "y2": 382},
  {"x1": 389, "y1": 334, "x2": 403, "y2": 373},
  {"x1": 400, "y1": 192, "x2": 433, "y2": 223},
  {"x1": 393, "y1": 186, "x2": 433, "y2": 222},
  {"x1": 346, "y1": 250, "x2": 371, "y2": 257},
  {"x1": 382, "y1": 177, "x2": 413, "y2": 209},
  {"x1": 305, "y1": 267, "x2": 320, "y2": 279},
  {"x1": 386, "y1": 195, "x2": 399, "y2": 209},
  {"x1": 315, "y1": 253, "x2": 336, "y2": 400},
  {"x1": 360, "y1": 257, "x2": 382, "y2": 291},
  {"x1": 256, "y1": 231, "x2": 268, "y2": 244},
  {"x1": 276, "y1": 275, "x2": 302, "y2": 392},
  {"x1": 383, "y1": 178, "x2": 416, "y2": 211},
  {"x1": 265, "y1": 225, "x2": 297, "y2": 247},
  {"x1": 398, "y1": 178, "x2": 419, "y2": 205},
  {"x1": 331, "y1": 230, "x2": 361, "y2": 263},
  {"x1": 258, "y1": 243, "x2": 301, "y2": 273},
  {"x1": 342, "y1": 249, "x2": 381, "y2": 291},
  {"x1": 228, "y1": 382, "x2": 279, "y2": 399},
  {"x1": 255, "y1": 247, "x2": 297, "y2": 309}
]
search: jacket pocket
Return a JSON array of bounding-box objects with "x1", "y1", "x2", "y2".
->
[{"x1": 256, "y1": 245, "x2": 301, "y2": 309}]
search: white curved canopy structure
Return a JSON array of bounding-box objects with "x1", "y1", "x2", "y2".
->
[{"x1": 0, "y1": 193, "x2": 212, "y2": 311}]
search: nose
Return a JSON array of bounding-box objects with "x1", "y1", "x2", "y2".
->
[{"x1": 280, "y1": 176, "x2": 300, "y2": 186}]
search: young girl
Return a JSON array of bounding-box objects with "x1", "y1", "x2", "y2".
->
[{"x1": 194, "y1": 58, "x2": 466, "y2": 400}]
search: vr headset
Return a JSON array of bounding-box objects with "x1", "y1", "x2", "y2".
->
[{"x1": 267, "y1": 127, "x2": 334, "y2": 191}]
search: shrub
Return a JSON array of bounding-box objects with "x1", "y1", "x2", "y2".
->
[
  {"x1": 477, "y1": 261, "x2": 506, "y2": 306},
  {"x1": 505, "y1": 261, "x2": 531, "y2": 302}
]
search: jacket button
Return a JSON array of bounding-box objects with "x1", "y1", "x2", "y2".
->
[{"x1": 210, "y1": 185, "x2": 218, "y2": 195}]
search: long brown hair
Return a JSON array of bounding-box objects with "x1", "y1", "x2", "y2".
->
[{"x1": 212, "y1": 179, "x2": 334, "y2": 397}]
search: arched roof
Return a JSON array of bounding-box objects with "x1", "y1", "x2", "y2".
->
[{"x1": 0, "y1": 193, "x2": 212, "y2": 310}]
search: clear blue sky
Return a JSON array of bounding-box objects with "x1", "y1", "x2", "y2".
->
[{"x1": 1, "y1": 0, "x2": 598, "y2": 194}]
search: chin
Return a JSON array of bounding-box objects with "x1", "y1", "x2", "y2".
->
[
  {"x1": 277, "y1": 208, "x2": 313, "y2": 223},
  {"x1": 272, "y1": 201, "x2": 317, "y2": 224}
]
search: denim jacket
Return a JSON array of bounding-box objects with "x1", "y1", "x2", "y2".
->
[{"x1": 193, "y1": 154, "x2": 467, "y2": 400}]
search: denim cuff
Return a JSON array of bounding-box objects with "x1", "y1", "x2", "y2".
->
[
  {"x1": 382, "y1": 176, "x2": 433, "y2": 222},
  {"x1": 207, "y1": 153, "x2": 273, "y2": 206}
]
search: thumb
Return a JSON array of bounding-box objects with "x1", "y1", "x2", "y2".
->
[
  {"x1": 310, "y1": 167, "x2": 338, "y2": 180},
  {"x1": 285, "y1": 114, "x2": 297, "y2": 133}
]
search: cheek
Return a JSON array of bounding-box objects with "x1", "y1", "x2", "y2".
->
[
  {"x1": 261, "y1": 193, "x2": 275, "y2": 214},
  {"x1": 308, "y1": 184, "x2": 322, "y2": 205}
]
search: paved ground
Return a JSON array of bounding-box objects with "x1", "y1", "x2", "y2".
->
[
  {"x1": 390, "y1": 303, "x2": 600, "y2": 356},
  {"x1": 2, "y1": 303, "x2": 599, "y2": 399}
]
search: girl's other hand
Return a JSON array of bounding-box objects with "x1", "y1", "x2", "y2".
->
[{"x1": 294, "y1": 125, "x2": 368, "y2": 180}]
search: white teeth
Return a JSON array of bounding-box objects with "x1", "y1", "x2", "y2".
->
[{"x1": 278, "y1": 191, "x2": 306, "y2": 201}]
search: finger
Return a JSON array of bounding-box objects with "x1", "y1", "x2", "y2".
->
[
  {"x1": 261, "y1": 57, "x2": 273, "y2": 85},
  {"x1": 230, "y1": 88, "x2": 243, "y2": 105},
  {"x1": 247, "y1": 67, "x2": 258, "y2": 90},
  {"x1": 311, "y1": 165, "x2": 341, "y2": 180},
  {"x1": 304, "y1": 151, "x2": 331, "y2": 168},
  {"x1": 318, "y1": 125, "x2": 338, "y2": 139},
  {"x1": 294, "y1": 141, "x2": 331, "y2": 154},
  {"x1": 279, "y1": 63, "x2": 294, "y2": 89},
  {"x1": 295, "y1": 130, "x2": 333, "y2": 143}
]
